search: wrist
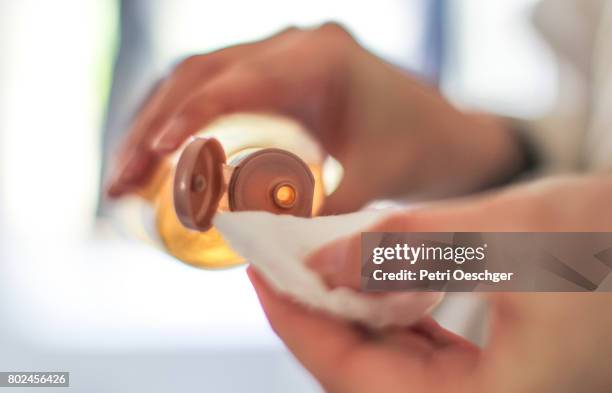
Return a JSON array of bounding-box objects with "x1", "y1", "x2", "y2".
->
[
  {"x1": 400, "y1": 112, "x2": 528, "y2": 200},
  {"x1": 461, "y1": 114, "x2": 533, "y2": 189}
]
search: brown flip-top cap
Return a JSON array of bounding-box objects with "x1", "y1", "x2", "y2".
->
[
  {"x1": 174, "y1": 138, "x2": 315, "y2": 232},
  {"x1": 228, "y1": 148, "x2": 314, "y2": 218},
  {"x1": 173, "y1": 138, "x2": 226, "y2": 231}
]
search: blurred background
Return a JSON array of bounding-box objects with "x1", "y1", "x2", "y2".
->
[{"x1": 0, "y1": 0, "x2": 556, "y2": 391}]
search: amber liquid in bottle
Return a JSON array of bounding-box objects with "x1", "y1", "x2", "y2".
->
[
  {"x1": 154, "y1": 162, "x2": 324, "y2": 268},
  {"x1": 126, "y1": 114, "x2": 325, "y2": 269}
]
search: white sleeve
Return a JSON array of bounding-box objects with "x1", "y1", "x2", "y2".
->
[{"x1": 523, "y1": 0, "x2": 602, "y2": 174}]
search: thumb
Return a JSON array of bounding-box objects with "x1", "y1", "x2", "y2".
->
[
  {"x1": 306, "y1": 235, "x2": 360, "y2": 289},
  {"x1": 306, "y1": 211, "x2": 414, "y2": 289}
]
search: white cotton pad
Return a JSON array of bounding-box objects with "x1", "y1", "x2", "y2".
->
[{"x1": 214, "y1": 210, "x2": 443, "y2": 328}]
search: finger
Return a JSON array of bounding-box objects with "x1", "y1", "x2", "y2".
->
[
  {"x1": 107, "y1": 27, "x2": 301, "y2": 197},
  {"x1": 106, "y1": 49, "x2": 263, "y2": 195},
  {"x1": 305, "y1": 210, "x2": 423, "y2": 288},
  {"x1": 150, "y1": 64, "x2": 293, "y2": 153},
  {"x1": 106, "y1": 148, "x2": 158, "y2": 197},
  {"x1": 307, "y1": 200, "x2": 503, "y2": 290},
  {"x1": 144, "y1": 26, "x2": 301, "y2": 151},
  {"x1": 106, "y1": 78, "x2": 169, "y2": 197},
  {"x1": 249, "y1": 267, "x2": 478, "y2": 393},
  {"x1": 306, "y1": 235, "x2": 360, "y2": 289},
  {"x1": 247, "y1": 267, "x2": 367, "y2": 384},
  {"x1": 149, "y1": 25, "x2": 338, "y2": 154},
  {"x1": 306, "y1": 230, "x2": 477, "y2": 351}
]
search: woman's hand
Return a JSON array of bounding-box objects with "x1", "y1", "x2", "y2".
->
[
  {"x1": 248, "y1": 267, "x2": 481, "y2": 393},
  {"x1": 107, "y1": 24, "x2": 523, "y2": 213},
  {"x1": 250, "y1": 175, "x2": 612, "y2": 393}
]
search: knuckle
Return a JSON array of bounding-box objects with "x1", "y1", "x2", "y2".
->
[
  {"x1": 316, "y1": 21, "x2": 351, "y2": 38},
  {"x1": 226, "y1": 61, "x2": 277, "y2": 92},
  {"x1": 276, "y1": 25, "x2": 301, "y2": 36},
  {"x1": 311, "y1": 22, "x2": 356, "y2": 62},
  {"x1": 173, "y1": 54, "x2": 204, "y2": 74}
]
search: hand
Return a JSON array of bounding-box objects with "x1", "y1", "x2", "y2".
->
[
  {"x1": 248, "y1": 267, "x2": 480, "y2": 393},
  {"x1": 107, "y1": 24, "x2": 522, "y2": 213},
  {"x1": 250, "y1": 175, "x2": 612, "y2": 393}
]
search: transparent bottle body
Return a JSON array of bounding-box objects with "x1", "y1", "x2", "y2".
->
[{"x1": 117, "y1": 114, "x2": 326, "y2": 268}]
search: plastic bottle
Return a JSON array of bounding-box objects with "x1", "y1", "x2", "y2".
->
[{"x1": 115, "y1": 114, "x2": 325, "y2": 268}]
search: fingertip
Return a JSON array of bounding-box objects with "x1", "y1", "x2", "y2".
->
[
  {"x1": 105, "y1": 180, "x2": 125, "y2": 199},
  {"x1": 306, "y1": 237, "x2": 351, "y2": 274},
  {"x1": 104, "y1": 175, "x2": 142, "y2": 199},
  {"x1": 306, "y1": 236, "x2": 360, "y2": 289},
  {"x1": 106, "y1": 149, "x2": 159, "y2": 199},
  {"x1": 104, "y1": 167, "x2": 133, "y2": 199}
]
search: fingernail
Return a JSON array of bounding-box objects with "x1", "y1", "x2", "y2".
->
[{"x1": 151, "y1": 117, "x2": 186, "y2": 153}]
